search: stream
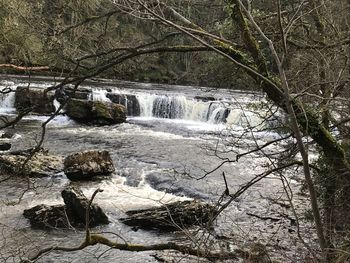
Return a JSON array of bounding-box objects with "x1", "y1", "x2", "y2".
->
[{"x1": 0, "y1": 75, "x2": 316, "y2": 262}]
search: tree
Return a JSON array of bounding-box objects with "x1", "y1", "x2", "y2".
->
[{"x1": 1, "y1": 0, "x2": 350, "y2": 261}]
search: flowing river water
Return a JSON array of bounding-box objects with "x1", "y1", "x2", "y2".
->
[{"x1": 0, "y1": 76, "x2": 316, "y2": 262}]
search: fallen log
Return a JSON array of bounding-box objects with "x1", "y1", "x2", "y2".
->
[
  {"x1": 120, "y1": 200, "x2": 217, "y2": 231},
  {"x1": 0, "y1": 64, "x2": 49, "y2": 71}
]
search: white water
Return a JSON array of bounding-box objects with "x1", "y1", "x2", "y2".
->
[
  {"x1": 89, "y1": 88, "x2": 112, "y2": 102},
  {"x1": 0, "y1": 81, "x2": 16, "y2": 114},
  {"x1": 89, "y1": 88, "x2": 265, "y2": 128},
  {"x1": 0, "y1": 78, "x2": 307, "y2": 263},
  {"x1": 0, "y1": 80, "x2": 266, "y2": 129}
]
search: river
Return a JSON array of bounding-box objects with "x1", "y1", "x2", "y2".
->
[{"x1": 0, "y1": 75, "x2": 315, "y2": 262}]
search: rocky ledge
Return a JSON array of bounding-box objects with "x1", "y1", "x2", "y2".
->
[{"x1": 0, "y1": 150, "x2": 63, "y2": 177}]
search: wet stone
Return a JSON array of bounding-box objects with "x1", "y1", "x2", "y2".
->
[
  {"x1": 23, "y1": 186, "x2": 109, "y2": 229},
  {"x1": 0, "y1": 151, "x2": 63, "y2": 176},
  {"x1": 64, "y1": 150, "x2": 115, "y2": 181},
  {"x1": 0, "y1": 142, "x2": 11, "y2": 151},
  {"x1": 23, "y1": 204, "x2": 69, "y2": 229},
  {"x1": 15, "y1": 86, "x2": 55, "y2": 114},
  {"x1": 65, "y1": 99, "x2": 126, "y2": 125},
  {"x1": 1, "y1": 131, "x2": 15, "y2": 139}
]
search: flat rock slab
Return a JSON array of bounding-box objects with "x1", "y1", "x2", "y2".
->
[
  {"x1": 64, "y1": 150, "x2": 115, "y2": 180},
  {"x1": 120, "y1": 200, "x2": 218, "y2": 231},
  {"x1": 0, "y1": 152, "x2": 63, "y2": 177}
]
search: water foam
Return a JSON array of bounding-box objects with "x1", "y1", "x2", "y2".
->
[{"x1": 0, "y1": 81, "x2": 16, "y2": 114}]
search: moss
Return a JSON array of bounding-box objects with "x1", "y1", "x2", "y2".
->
[
  {"x1": 66, "y1": 99, "x2": 91, "y2": 120},
  {"x1": 92, "y1": 101, "x2": 112, "y2": 120}
]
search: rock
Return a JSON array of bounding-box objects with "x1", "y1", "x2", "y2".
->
[
  {"x1": 65, "y1": 99, "x2": 126, "y2": 125},
  {"x1": 23, "y1": 204, "x2": 69, "y2": 229},
  {"x1": 120, "y1": 200, "x2": 218, "y2": 231},
  {"x1": 64, "y1": 150, "x2": 115, "y2": 180},
  {"x1": 23, "y1": 187, "x2": 109, "y2": 229},
  {"x1": 0, "y1": 142, "x2": 11, "y2": 151},
  {"x1": 194, "y1": 96, "x2": 216, "y2": 102},
  {"x1": 62, "y1": 186, "x2": 109, "y2": 227},
  {"x1": 245, "y1": 243, "x2": 272, "y2": 263},
  {"x1": 0, "y1": 151, "x2": 63, "y2": 176},
  {"x1": 55, "y1": 86, "x2": 91, "y2": 103},
  {"x1": 1, "y1": 131, "x2": 15, "y2": 139},
  {"x1": 106, "y1": 93, "x2": 140, "y2": 116},
  {"x1": 15, "y1": 86, "x2": 55, "y2": 114}
]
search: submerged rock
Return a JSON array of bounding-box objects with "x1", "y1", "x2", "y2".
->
[
  {"x1": 194, "y1": 95, "x2": 216, "y2": 102},
  {"x1": 106, "y1": 93, "x2": 140, "y2": 116},
  {"x1": 15, "y1": 86, "x2": 55, "y2": 114},
  {"x1": 65, "y1": 99, "x2": 126, "y2": 125},
  {"x1": 62, "y1": 186, "x2": 109, "y2": 227},
  {"x1": 0, "y1": 141, "x2": 11, "y2": 151},
  {"x1": 120, "y1": 200, "x2": 218, "y2": 231},
  {"x1": 23, "y1": 186, "x2": 109, "y2": 229},
  {"x1": 0, "y1": 151, "x2": 63, "y2": 176},
  {"x1": 64, "y1": 150, "x2": 115, "y2": 180},
  {"x1": 23, "y1": 204, "x2": 69, "y2": 229},
  {"x1": 1, "y1": 131, "x2": 15, "y2": 139}
]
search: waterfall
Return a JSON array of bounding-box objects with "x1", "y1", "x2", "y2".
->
[
  {"x1": 137, "y1": 94, "x2": 231, "y2": 123},
  {"x1": 0, "y1": 84, "x2": 16, "y2": 113},
  {"x1": 90, "y1": 88, "x2": 112, "y2": 102},
  {"x1": 87, "y1": 88, "x2": 264, "y2": 126}
]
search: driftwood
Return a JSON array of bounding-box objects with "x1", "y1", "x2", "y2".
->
[{"x1": 120, "y1": 200, "x2": 218, "y2": 231}]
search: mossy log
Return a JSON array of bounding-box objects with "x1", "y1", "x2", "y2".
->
[{"x1": 120, "y1": 200, "x2": 217, "y2": 231}]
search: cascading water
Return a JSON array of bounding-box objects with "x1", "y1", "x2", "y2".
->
[
  {"x1": 0, "y1": 77, "x2": 305, "y2": 263},
  {"x1": 89, "y1": 88, "x2": 112, "y2": 102},
  {"x1": 88, "y1": 87, "x2": 265, "y2": 126},
  {"x1": 0, "y1": 83, "x2": 16, "y2": 114}
]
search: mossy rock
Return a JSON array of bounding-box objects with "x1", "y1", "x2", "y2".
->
[{"x1": 66, "y1": 99, "x2": 126, "y2": 125}]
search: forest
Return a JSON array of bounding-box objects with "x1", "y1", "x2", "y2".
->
[{"x1": 0, "y1": 0, "x2": 349, "y2": 262}]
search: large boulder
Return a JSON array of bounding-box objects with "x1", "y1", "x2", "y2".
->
[
  {"x1": 15, "y1": 86, "x2": 55, "y2": 114},
  {"x1": 120, "y1": 200, "x2": 218, "y2": 231},
  {"x1": 62, "y1": 186, "x2": 109, "y2": 227},
  {"x1": 65, "y1": 99, "x2": 126, "y2": 125},
  {"x1": 0, "y1": 151, "x2": 63, "y2": 177},
  {"x1": 106, "y1": 93, "x2": 140, "y2": 116},
  {"x1": 23, "y1": 186, "x2": 109, "y2": 229},
  {"x1": 64, "y1": 150, "x2": 115, "y2": 180}
]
